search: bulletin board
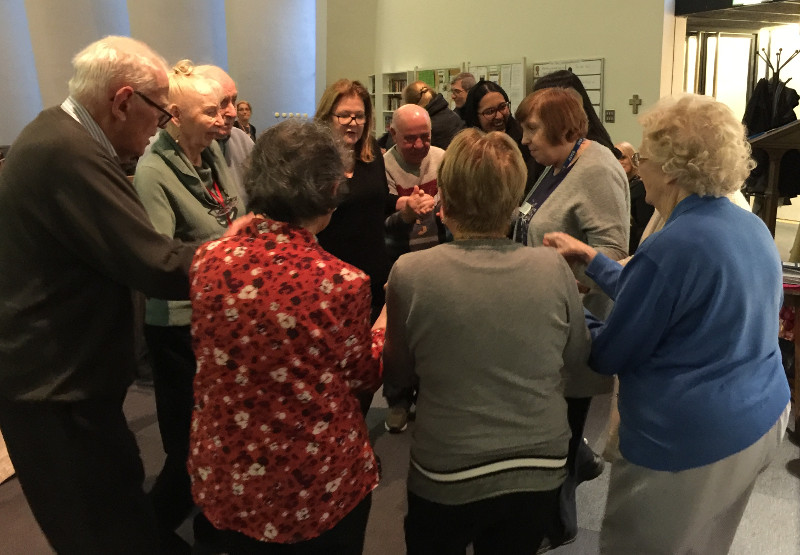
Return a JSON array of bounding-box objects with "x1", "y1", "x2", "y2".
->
[
  {"x1": 531, "y1": 58, "x2": 604, "y2": 118},
  {"x1": 467, "y1": 58, "x2": 527, "y2": 113},
  {"x1": 415, "y1": 66, "x2": 462, "y2": 109}
]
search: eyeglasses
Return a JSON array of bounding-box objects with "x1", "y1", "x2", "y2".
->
[
  {"x1": 134, "y1": 91, "x2": 173, "y2": 128},
  {"x1": 451, "y1": 87, "x2": 466, "y2": 95},
  {"x1": 333, "y1": 113, "x2": 366, "y2": 125},
  {"x1": 632, "y1": 153, "x2": 641, "y2": 164},
  {"x1": 401, "y1": 134, "x2": 431, "y2": 146},
  {"x1": 479, "y1": 102, "x2": 510, "y2": 118}
]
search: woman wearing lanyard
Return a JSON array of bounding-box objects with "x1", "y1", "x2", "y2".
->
[
  {"x1": 513, "y1": 86, "x2": 629, "y2": 547},
  {"x1": 133, "y1": 59, "x2": 244, "y2": 551}
]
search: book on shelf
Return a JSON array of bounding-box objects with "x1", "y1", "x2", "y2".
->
[{"x1": 389, "y1": 79, "x2": 407, "y2": 93}]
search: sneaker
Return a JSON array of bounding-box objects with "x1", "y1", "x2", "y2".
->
[{"x1": 385, "y1": 406, "x2": 409, "y2": 433}]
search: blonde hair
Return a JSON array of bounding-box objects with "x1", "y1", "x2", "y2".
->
[
  {"x1": 639, "y1": 94, "x2": 755, "y2": 197},
  {"x1": 168, "y1": 60, "x2": 222, "y2": 107},
  {"x1": 402, "y1": 81, "x2": 434, "y2": 107},
  {"x1": 69, "y1": 36, "x2": 168, "y2": 110},
  {"x1": 314, "y1": 79, "x2": 375, "y2": 163},
  {"x1": 438, "y1": 129, "x2": 526, "y2": 234}
]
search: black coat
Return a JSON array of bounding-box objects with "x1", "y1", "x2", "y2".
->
[
  {"x1": 425, "y1": 93, "x2": 465, "y2": 149},
  {"x1": 742, "y1": 77, "x2": 800, "y2": 197}
]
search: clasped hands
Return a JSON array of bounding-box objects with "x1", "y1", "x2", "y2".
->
[{"x1": 397, "y1": 186, "x2": 436, "y2": 224}]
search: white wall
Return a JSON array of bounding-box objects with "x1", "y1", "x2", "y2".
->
[
  {"x1": 355, "y1": 0, "x2": 675, "y2": 146},
  {"x1": 0, "y1": 1, "x2": 317, "y2": 145},
  {"x1": 324, "y1": 0, "x2": 377, "y2": 90},
  {"x1": 0, "y1": 0, "x2": 42, "y2": 145}
]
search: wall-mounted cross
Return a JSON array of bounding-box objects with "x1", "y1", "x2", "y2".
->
[{"x1": 629, "y1": 94, "x2": 642, "y2": 114}]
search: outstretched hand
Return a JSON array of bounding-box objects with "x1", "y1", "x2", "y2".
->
[{"x1": 542, "y1": 232, "x2": 598, "y2": 265}]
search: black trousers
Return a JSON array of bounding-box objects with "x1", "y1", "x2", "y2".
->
[
  {"x1": 144, "y1": 324, "x2": 197, "y2": 534},
  {"x1": 0, "y1": 396, "x2": 158, "y2": 554},
  {"x1": 405, "y1": 489, "x2": 563, "y2": 555},
  {"x1": 559, "y1": 396, "x2": 593, "y2": 539},
  {"x1": 205, "y1": 493, "x2": 372, "y2": 554}
]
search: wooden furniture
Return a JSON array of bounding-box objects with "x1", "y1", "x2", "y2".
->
[
  {"x1": 782, "y1": 286, "x2": 800, "y2": 434},
  {"x1": 749, "y1": 119, "x2": 800, "y2": 236}
]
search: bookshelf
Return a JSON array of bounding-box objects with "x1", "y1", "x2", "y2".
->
[
  {"x1": 367, "y1": 74, "x2": 376, "y2": 134},
  {"x1": 378, "y1": 71, "x2": 414, "y2": 132}
]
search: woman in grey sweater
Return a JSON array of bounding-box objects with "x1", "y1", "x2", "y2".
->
[{"x1": 383, "y1": 128, "x2": 591, "y2": 554}]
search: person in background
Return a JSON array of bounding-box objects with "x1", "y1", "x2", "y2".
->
[
  {"x1": 543, "y1": 93, "x2": 790, "y2": 554},
  {"x1": 615, "y1": 141, "x2": 654, "y2": 254},
  {"x1": 133, "y1": 59, "x2": 245, "y2": 553},
  {"x1": 0, "y1": 36, "x2": 195, "y2": 554},
  {"x1": 450, "y1": 71, "x2": 476, "y2": 120},
  {"x1": 384, "y1": 128, "x2": 591, "y2": 554},
  {"x1": 513, "y1": 86, "x2": 629, "y2": 547},
  {"x1": 188, "y1": 119, "x2": 383, "y2": 554},
  {"x1": 195, "y1": 64, "x2": 254, "y2": 205},
  {"x1": 401, "y1": 80, "x2": 464, "y2": 149},
  {"x1": 461, "y1": 80, "x2": 536, "y2": 192},
  {"x1": 314, "y1": 79, "x2": 394, "y2": 324},
  {"x1": 234, "y1": 100, "x2": 257, "y2": 142},
  {"x1": 382, "y1": 104, "x2": 449, "y2": 434}
]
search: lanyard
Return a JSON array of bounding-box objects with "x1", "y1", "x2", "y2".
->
[
  {"x1": 514, "y1": 138, "x2": 584, "y2": 245},
  {"x1": 560, "y1": 137, "x2": 584, "y2": 173},
  {"x1": 207, "y1": 181, "x2": 232, "y2": 226}
]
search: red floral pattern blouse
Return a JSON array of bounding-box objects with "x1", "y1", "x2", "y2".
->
[{"x1": 188, "y1": 217, "x2": 381, "y2": 543}]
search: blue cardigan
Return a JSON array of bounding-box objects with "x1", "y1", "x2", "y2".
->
[{"x1": 585, "y1": 194, "x2": 790, "y2": 471}]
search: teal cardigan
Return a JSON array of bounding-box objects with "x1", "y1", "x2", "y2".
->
[{"x1": 134, "y1": 130, "x2": 245, "y2": 326}]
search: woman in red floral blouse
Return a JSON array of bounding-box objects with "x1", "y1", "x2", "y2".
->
[{"x1": 188, "y1": 119, "x2": 383, "y2": 554}]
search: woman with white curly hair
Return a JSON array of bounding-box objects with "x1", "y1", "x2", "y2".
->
[{"x1": 544, "y1": 94, "x2": 790, "y2": 554}]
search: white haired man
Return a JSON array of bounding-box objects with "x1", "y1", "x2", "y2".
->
[
  {"x1": 383, "y1": 104, "x2": 448, "y2": 432},
  {"x1": 195, "y1": 64, "x2": 254, "y2": 205},
  {"x1": 0, "y1": 36, "x2": 196, "y2": 554}
]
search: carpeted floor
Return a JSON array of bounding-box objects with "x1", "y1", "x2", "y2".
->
[{"x1": 0, "y1": 386, "x2": 798, "y2": 554}]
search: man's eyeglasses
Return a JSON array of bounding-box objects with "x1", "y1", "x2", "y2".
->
[
  {"x1": 333, "y1": 113, "x2": 366, "y2": 125},
  {"x1": 452, "y1": 87, "x2": 466, "y2": 95},
  {"x1": 479, "y1": 102, "x2": 511, "y2": 118},
  {"x1": 632, "y1": 152, "x2": 641, "y2": 165},
  {"x1": 134, "y1": 91, "x2": 173, "y2": 128}
]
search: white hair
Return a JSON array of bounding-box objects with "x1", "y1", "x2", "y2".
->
[{"x1": 68, "y1": 36, "x2": 168, "y2": 110}]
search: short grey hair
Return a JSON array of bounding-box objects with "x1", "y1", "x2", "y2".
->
[
  {"x1": 451, "y1": 72, "x2": 476, "y2": 90},
  {"x1": 68, "y1": 36, "x2": 168, "y2": 110},
  {"x1": 245, "y1": 120, "x2": 346, "y2": 224}
]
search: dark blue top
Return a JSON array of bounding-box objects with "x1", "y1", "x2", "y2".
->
[{"x1": 585, "y1": 194, "x2": 790, "y2": 471}]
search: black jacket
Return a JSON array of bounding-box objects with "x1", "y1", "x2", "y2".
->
[{"x1": 425, "y1": 93, "x2": 465, "y2": 149}]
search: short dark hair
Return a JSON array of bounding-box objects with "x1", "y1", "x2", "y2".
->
[
  {"x1": 515, "y1": 88, "x2": 588, "y2": 145},
  {"x1": 245, "y1": 120, "x2": 345, "y2": 225},
  {"x1": 461, "y1": 80, "x2": 510, "y2": 130}
]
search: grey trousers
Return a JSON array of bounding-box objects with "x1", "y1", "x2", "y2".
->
[{"x1": 600, "y1": 404, "x2": 790, "y2": 555}]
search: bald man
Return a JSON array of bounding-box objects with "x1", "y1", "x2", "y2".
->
[
  {"x1": 383, "y1": 104, "x2": 450, "y2": 433},
  {"x1": 616, "y1": 141, "x2": 654, "y2": 253}
]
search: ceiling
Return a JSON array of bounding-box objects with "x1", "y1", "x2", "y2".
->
[{"x1": 684, "y1": 1, "x2": 800, "y2": 33}]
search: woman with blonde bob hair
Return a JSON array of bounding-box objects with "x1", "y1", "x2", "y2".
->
[
  {"x1": 544, "y1": 94, "x2": 790, "y2": 554},
  {"x1": 384, "y1": 129, "x2": 592, "y2": 554}
]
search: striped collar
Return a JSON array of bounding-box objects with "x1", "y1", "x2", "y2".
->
[{"x1": 61, "y1": 96, "x2": 119, "y2": 160}]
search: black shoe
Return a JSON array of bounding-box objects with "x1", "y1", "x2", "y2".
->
[{"x1": 576, "y1": 443, "x2": 605, "y2": 483}]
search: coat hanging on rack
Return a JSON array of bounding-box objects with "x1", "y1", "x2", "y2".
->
[{"x1": 743, "y1": 48, "x2": 800, "y2": 198}]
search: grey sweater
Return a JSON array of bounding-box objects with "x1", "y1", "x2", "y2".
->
[
  {"x1": 383, "y1": 239, "x2": 591, "y2": 505},
  {"x1": 526, "y1": 141, "x2": 629, "y2": 397}
]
